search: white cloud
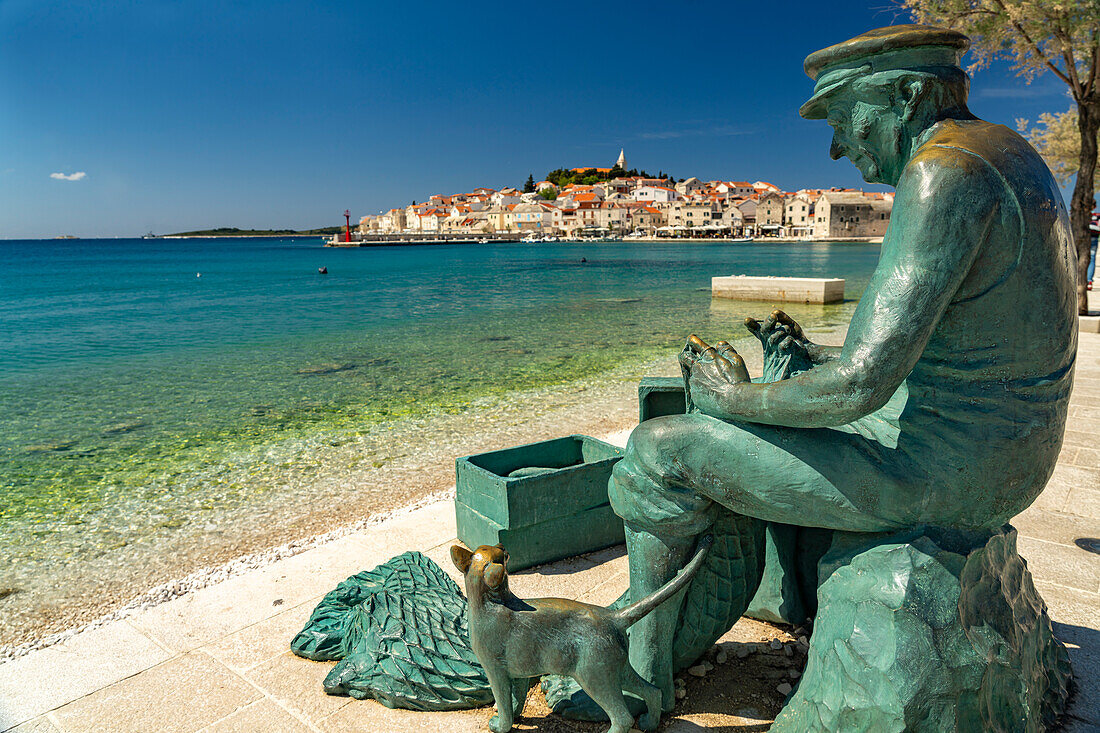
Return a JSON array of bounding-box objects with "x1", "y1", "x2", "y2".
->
[{"x1": 50, "y1": 171, "x2": 86, "y2": 181}]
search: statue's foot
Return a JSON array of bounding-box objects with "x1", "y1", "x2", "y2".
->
[
  {"x1": 540, "y1": 675, "x2": 645, "y2": 721},
  {"x1": 488, "y1": 712, "x2": 512, "y2": 733}
]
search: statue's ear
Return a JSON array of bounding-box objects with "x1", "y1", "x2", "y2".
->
[
  {"x1": 897, "y1": 77, "x2": 925, "y2": 122},
  {"x1": 484, "y1": 562, "x2": 506, "y2": 589},
  {"x1": 451, "y1": 545, "x2": 473, "y2": 573}
]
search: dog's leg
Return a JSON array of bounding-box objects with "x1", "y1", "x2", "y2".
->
[
  {"x1": 622, "y1": 666, "x2": 663, "y2": 731},
  {"x1": 510, "y1": 676, "x2": 533, "y2": 717},
  {"x1": 485, "y1": 666, "x2": 515, "y2": 733},
  {"x1": 578, "y1": 677, "x2": 635, "y2": 733}
]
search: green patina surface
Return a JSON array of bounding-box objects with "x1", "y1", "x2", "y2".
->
[
  {"x1": 455, "y1": 435, "x2": 624, "y2": 570},
  {"x1": 600, "y1": 23, "x2": 1077, "y2": 729},
  {"x1": 637, "y1": 377, "x2": 687, "y2": 423},
  {"x1": 773, "y1": 526, "x2": 1071, "y2": 732},
  {"x1": 291, "y1": 551, "x2": 493, "y2": 711}
]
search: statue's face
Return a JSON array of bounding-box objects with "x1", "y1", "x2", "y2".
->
[{"x1": 825, "y1": 88, "x2": 906, "y2": 186}]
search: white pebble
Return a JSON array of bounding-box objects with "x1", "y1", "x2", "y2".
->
[
  {"x1": 784, "y1": 645, "x2": 793, "y2": 657},
  {"x1": 736, "y1": 646, "x2": 751, "y2": 658},
  {"x1": 676, "y1": 688, "x2": 687, "y2": 700},
  {"x1": 702, "y1": 661, "x2": 714, "y2": 672},
  {"x1": 789, "y1": 669, "x2": 801, "y2": 679},
  {"x1": 776, "y1": 682, "x2": 793, "y2": 695},
  {"x1": 688, "y1": 664, "x2": 707, "y2": 677},
  {"x1": 715, "y1": 649, "x2": 728, "y2": 664},
  {"x1": 769, "y1": 639, "x2": 783, "y2": 650}
]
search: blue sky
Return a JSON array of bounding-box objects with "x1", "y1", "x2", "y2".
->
[{"x1": 0, "y1": 0, "x2": 1075, "y2": 238}]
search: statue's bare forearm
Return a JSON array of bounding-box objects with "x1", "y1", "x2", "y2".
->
[{"x1": 692, "y1": 359, "x2": 887, "y2": 428}]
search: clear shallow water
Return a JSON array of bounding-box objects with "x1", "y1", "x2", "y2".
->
[{"x1": 0, "y1": 237, "x2": 880, "y2": 639}]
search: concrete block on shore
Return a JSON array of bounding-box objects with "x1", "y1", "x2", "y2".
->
[
  {"x1": 712, "y1": 275, "x2": 845, "y2": 304},
  {"x1": 1081, "y1": 313, "x2": 1100, "y2": 333}
]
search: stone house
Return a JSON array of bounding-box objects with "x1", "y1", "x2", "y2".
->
[
  {"x1": 784, "y1": 193, "x2": 816, "y2": 237},
  {"x1": 631, "y1": 205, "x2": 665, "y2": 232},
  {"x1": 812, "y1": 192, "x2": 892, "y2": 239},
  {"x1": 675, "y1": 177, "x2": 705, "y2": 196},
  {"x1": 756, "y1": 191, "x2": 786, "y2": 235},
  {"x1": 512, "y1": 203, "x2": 555, "y2": 231},
  {"x1": 713, "y1": 203, "x2": 746, "y2": 233}
]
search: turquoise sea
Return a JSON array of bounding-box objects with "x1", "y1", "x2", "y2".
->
[{"x1": 0, "y1": 237, "x2": 880, "y2": 644}]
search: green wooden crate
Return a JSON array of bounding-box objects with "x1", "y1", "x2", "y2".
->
[
  {"x1": 454, "y1": 500, "x2": 624, "y2": 571},
  {"x1": 639, "y1": 376, "x2": 687, "y2": 422},
  {"x1": 455, "y1": 435, "x2": 624, "y2": 569}
]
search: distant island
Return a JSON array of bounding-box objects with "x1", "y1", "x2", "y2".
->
[{"x1": 162, "y1": 226, "x2": 344, "y2": 238}]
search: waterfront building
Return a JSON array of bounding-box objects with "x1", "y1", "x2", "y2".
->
[
  {"x1": 784, "y1": 192, "x2": 817, "y2": 237},
  {"x1": 713, "y1": 203, "x2": 746, "y2": 234},
  {"x1": 756, "y1": 191, "x2": 786, "y2": 235},
  {"x1": 512, "y1": 202, "x2": 555, "y2": 231},
  {"x1": 812, "y1": 191, "x2": 892, "y2": 239},
  {"x1": 631, "y1": 205, "x2": 665, "y2": 232}
]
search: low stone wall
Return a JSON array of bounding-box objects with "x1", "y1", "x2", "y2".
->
[{"x1": 712, "y1": 276, "x2": 845, "y2": 304}]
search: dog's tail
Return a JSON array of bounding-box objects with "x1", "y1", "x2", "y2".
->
[{"x1": 611, "y1": 534, "x2": 713, "y2": 628}]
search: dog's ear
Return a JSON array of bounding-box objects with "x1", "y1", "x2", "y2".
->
[
  {"x1": 484, "y1": 562, "x2": 505, "y2": 589},
  {"x1": 451, "y1": 545, "x2": 473, "y2": 573}
]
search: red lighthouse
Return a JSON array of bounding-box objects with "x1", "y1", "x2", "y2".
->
[{"x1": 344, "y1": 210, "x2": 351, "y2": 242}]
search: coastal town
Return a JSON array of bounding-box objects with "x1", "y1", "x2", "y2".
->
[{"x1": 347, "y1": 150, "x2": 894, "y2": 243}]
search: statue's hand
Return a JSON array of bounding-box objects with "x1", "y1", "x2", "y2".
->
[
  {"x1": 680, "y1": 335, "x2": 750, "y2": 415},
  {"x1": 745, "y1": 310, "x2": 818, "y2": 382}
]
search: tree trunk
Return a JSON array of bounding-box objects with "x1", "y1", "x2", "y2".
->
[{"x1": 1071, "y1": 101, "x2": 1100, "y2": 315}]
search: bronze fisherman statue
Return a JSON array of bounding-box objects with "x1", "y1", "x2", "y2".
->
[{"x1": 604, "y1": 24, "x2": 1075, "y2": 729}]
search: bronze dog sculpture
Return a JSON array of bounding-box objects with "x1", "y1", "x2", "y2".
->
[{"x1": 451, "y1": 537, "x2": 712, "y2": 733}]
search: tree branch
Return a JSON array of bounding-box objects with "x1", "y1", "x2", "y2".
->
[
  {"x1": 987, "y1": 0, "x2": 1075, "y2": 90},
  {"x1": 1086, "y1": 35, "x2": 1100, "y2": 100}
]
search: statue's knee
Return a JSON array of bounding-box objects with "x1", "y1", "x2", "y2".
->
[
  {"x1": 611, "y1": 416, "x2": 717, "y2": 538},
  {"x1": 624, "y1": 415, "x2": 694, "y2": 473}
]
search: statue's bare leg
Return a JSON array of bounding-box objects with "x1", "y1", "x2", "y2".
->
[{"x1": 609, "y1": 409, "x2": 931, "y2": 708}]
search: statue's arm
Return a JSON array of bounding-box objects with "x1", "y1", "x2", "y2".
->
[
  {"x1": 691, "y1": 152, "x2": 1000, "y2": 427},
  {"x1": 808, "y1": 344, "x2": 840, "y2": 363}
]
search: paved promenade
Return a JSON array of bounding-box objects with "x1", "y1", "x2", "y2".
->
[{"x1": 3, "y1": 334, "x2": 1099, "y2": 732}]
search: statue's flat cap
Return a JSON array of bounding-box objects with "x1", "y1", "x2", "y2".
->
[{"x1": 800, "y1": 24, "x2": 970, "y2": 119}]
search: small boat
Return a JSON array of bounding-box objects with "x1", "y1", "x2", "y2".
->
[{"x1": 318, "y1": 266, "x2": 328, "y2": 274}]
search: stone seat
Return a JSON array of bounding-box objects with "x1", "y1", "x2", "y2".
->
[{"x1": 762, "y1": 524, "x2": 1071, "y2": 732}]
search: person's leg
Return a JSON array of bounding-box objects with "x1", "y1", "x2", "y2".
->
[
  {"x1": 608, "y1": 412, "x2": 925, "y2": 708},
  {"x1": 1089, "y1": 237, "x2": 1097, "y2": 284}
]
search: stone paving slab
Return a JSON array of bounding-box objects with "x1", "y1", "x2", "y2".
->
[
  {"x1": 0, "y1": 620, "x2": 171, "y2": 730},
  {"x1": 3, "y1": 337, "x2": 1099, "y2": 731}
]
